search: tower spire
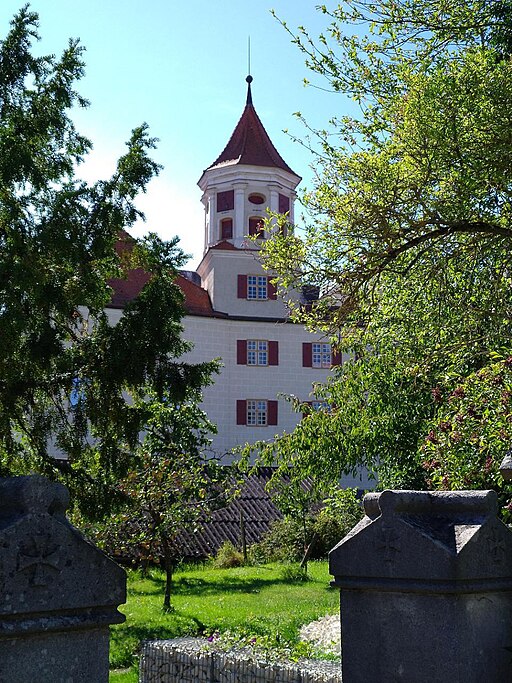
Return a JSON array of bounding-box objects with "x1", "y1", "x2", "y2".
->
[
  {"x1": 246, "y1": 74, "x2": 253, "y2": 106},
  {"x1": 246, "y1": 36, "x2": 253, "y2": 105}
]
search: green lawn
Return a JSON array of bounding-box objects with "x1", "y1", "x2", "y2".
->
[{"x1": 109, "y1": 561, "x2": 338, "y2": 682}]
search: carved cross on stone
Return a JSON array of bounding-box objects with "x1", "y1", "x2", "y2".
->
[
  {"x1": 376, "y1": 525, "x2": 401, "y2": 563},
  {"x1": 486, "y1": 527, "x2": 506, "y2": 564},
  {"x1": 17, "y1": 534, "x2": 61, "y2": 586}
]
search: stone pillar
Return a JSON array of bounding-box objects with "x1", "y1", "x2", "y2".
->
[
  {"x1": 233, "y1": 183, "x2": 247, "y2": 241},
  {"x1": 329, "y1": 489, "x2": 512, "y2": 683},
  {"x1": 0, "y1": 475, "x2": 126, "y2": 683}
]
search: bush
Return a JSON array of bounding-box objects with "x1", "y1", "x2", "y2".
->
[
  {"x1": 248, "y1": 488, "x2": 364, "y2": 564},
  {"x1": 248, "y1": 517, "x2": 312, "y2": 564},
  {"x1": 279, "y1": 563, "x2": 310, "y2": 582},
  {"x1": 213, "y1": 541, "x2": 244, "y2": 569},
  {"x1": 313, "y1": 488, "x2": 364, "y2": 556}
]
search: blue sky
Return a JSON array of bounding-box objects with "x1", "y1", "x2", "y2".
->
[{"x1": 0, "y1": 2, "x2": 349, "y2": 268}]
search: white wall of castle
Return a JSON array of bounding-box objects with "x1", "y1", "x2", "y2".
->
[{"x1": 181, "y1": 313, "x2": 372, "y2": 489}]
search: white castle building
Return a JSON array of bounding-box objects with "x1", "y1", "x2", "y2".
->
[{"x1": 109, "y1": 77, "x2": 368, "y2": 488}]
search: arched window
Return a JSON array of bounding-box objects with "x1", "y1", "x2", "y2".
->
[
  {"x1": 248, "y1": 217, "x2": 265, "y2": 238},
  {"x1": 220, "y1": 218, "x2": 233, "y2": 239}
]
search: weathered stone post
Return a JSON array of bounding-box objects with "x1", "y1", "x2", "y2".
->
[
  {"x1": 329, "y1": 489, "x2": 512, "y2": 683},
  {"x1": 0, "y1": 475, "x2": 126, "y2": 683}
]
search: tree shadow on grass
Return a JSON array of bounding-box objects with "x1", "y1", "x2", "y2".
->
[{"x1": 129, "y1": 572, "x2": 324, "y2": 599}]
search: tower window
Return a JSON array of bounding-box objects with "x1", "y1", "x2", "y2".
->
[
  {"x1": 248, "y1": 193, "x2": 265, "y2": 205},
  {"x1": 238, "y1": 274, "x2": 277, "y2": 300},
  {"x1": 248, "y1": 217, "x2": 265, "y2": 238},
  {"x1": 279, "y1": 193, "x2": 290, "y2": 214},
  {"x1": 248, "y1": 275, "x2": 268, "y2": 300},
  {"x1": 220, "y1": 218, "x2": 233, "y2": 239},
  {"x1": 217, "y1": 190, "x2": 234, "y2": 212}
]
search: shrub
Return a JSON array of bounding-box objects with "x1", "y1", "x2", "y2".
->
[
  {"x1": 279, "y1": 563, "x2": 310, "y2": 582},
  {"x1": 248, "y1": 489, "x2": 363, "y2": 564},
  {"x1": 213, "y1": 541, "x2": 244, "y2": 569},
  {"x1": 248, "y1": 517, "x2": 313, "y2": 564}
]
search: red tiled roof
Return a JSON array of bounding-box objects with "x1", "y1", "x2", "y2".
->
[
  {"x1": 107, "y1": 235, "x2": 220, "y2": 318},
  {"x1": 207, "y1": 82, "x2": 299, "y2": 177},
  {"x1": 175, "y1": 273, "x2": 223, "y2": 317},
  {"x1": 209, "y1": 240, "x2": 240, "y2": 250}
]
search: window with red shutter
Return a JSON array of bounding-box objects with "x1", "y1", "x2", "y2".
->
[
  {"x1": 268, "y1": 341, "x2": 279, "y2": 366},
  {"x1": 302, "y1": 343, "x2": 313, "y2": 367},
  {"x1": 268, "y1": 400, "x2": 278, "y2": 426},
  {"x1": 217, "y1": 190, "x2": 234, "y2": 212},
  {"x1": 237, "y1": 340, "x2": 247, "y2": 365},
  {"x1": 237, "y1": 274, "x2": 247, "y2": 299},
  {"x1": 236, "y1": 400, "x2": 247, "y2": 425}
]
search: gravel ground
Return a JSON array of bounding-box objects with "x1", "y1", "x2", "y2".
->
[{"x1": 299, "y1": 614, "x2": 341, "y2": 658}]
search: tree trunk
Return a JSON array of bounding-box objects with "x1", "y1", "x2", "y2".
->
[
  {"x1": 300, "y1": 532, "x2": 318, "y2": 570},
  {"x1": 301, "y1": 516, "x2": 309, "y2": 574},
  {"x1": 161, "y1": 536, "x2": 174, "y2": 611}
]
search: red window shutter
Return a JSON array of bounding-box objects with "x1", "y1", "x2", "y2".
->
[
  {"x1": 268, "y1": 279, "x2": 277, "y2": 300},
  {"x1": 237, "y1": 340, "x2": 247, "y2": 365},
  {"x1": 332, "y1": 349, "x2": 342, "y2": 366},
  {"x1": 217, "y1": 190, "x2": 234, "y2": 212},
  {"x1": 237, "y1": 274, "x2": 247, "y2": 299},
  {"x1": 278, "y1": 193, "x2": 290, "y2": 214},
  {"x1": 302, "y1": 343, "x2": 312, "y2": 367},
  {"x1": 236, "y1": 400, "x2": 247, "y2": 425},
  {"x1": 268, "y1": 400, "x2": 278, "y2": 426},
  {"x1": 268, "y1": 341, "x2": 279, "y2": 366}
]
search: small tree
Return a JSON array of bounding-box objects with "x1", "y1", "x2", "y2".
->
[{"x1": 113, "y1": 394, "x2": 230, "y2": 610}]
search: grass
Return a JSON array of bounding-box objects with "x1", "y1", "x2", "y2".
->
[{"x1": 109, "y1": 560, "x2": 338, "y2": 682}]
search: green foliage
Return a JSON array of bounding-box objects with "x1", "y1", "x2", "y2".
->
[
  {"x1": 421, "y1": 356, "x2": 512, "y2": 511},
  {"x1": 252, "y1": 1, "x2": 512, "y2": 491},
  {"x1": 249, "y1": 489, "x2": 362, "y2": 564},
  {"x1": 313, "y1": 487, "x2": 363, "y2": 554},
  {"x1": 250, "y1": 517, "x2": 312, "y2": 564},
  {"x1": 279, "y1": 563, "x2": 310, "y2": 583},
  {"x1": 213, "y1": 541, "x2": 245, "y2": 569}
]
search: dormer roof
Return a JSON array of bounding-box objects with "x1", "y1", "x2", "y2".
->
[{"x1": 204, "y1": 76, "x2": 299, "y2": 178}]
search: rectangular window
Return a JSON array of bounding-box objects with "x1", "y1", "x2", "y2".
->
[
  {"x1": 247, "y1": 275, "x2": 268, "y2": 300},
  {"x1": 237, "y1": 399, "x2": 278, "y2": 425},
  {"x1": 247, "y1": 340, "x2": 268, "y2": 366},
  {"x1": 217, "y1": 190, "x2": 234, "y2": 212},
  {"x1": 311, "y1": 400, "x2": 329, "y2": 411},
  {"x1": 312, "y1": 343, "x2": 332, "y2": 368},
  {"x1": 238, "y1": 275, "x2": 277, "y2": 301},
  {"x1": 238, "y1": 340, "x2": 278, "y2": 365},
  {"x1": 247, "y1": 399, "x2": 268, "y2": 426}
]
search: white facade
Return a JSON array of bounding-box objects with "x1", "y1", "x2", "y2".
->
[{"x1": 170, "y1": 79, "x2": 371, "y2": 489}]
